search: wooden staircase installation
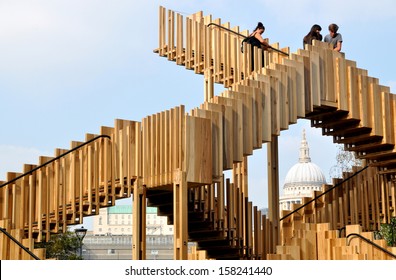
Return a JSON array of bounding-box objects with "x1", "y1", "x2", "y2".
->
[{"x1": 1, "y1": 6, "x2": 395, "y2": 260}]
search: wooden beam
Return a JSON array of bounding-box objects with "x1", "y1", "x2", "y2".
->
[
  {"x1": 267, "y1": 136, "x2": 280, "y2": 252},
  {"x1": 173, "y1": 170, "x2": 188, "y2": 260},
  {"x1": 132, "y1": 179, "x2": 146, "y2": 260}
]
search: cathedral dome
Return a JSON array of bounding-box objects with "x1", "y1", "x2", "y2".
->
[
  {"x1": 280, "y1": 129, "x2": 327, "y2": 211},
  {"x1": 283, "y1": 130, "x2": 327, "y2": 189},
  {"x1": 284, "y1": 161, "x2": 326, "y2": 188}
]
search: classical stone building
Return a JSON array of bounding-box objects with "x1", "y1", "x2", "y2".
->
[
  {"x1": 82, "y1": 205, "x2": 174, "y2": 260},
  {"x1": 279, "y1": 130, "x2": 327, "y2": 211}
]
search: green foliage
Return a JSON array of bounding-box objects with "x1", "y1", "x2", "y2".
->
[
  {"x1": 37, "y1": 230, "x2": 83, "y2": 260},
  {"x1": 377, "y1": 217, "x2": 396, "y2": 247}
]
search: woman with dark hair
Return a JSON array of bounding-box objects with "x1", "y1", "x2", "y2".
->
[
  {"x1": 303, "y1": 24, "x2": 322, "y2": 46},
  {"x1": 247, "y1": 22, "x2": 270, "y2": 50},
  {"x1": 243, "y1": 22, "x2": 270, "y2": 71}
]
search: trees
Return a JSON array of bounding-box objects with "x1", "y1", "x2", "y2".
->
[
  {"x1": 329, "y1": 144, "x2": 363, "y2": 179},
  {"x1": 37, "y1": 230, "x2": 82, "y2": 260},
  {"x1": 377, "y1": 217, "x2": 396, "y2": 247}
]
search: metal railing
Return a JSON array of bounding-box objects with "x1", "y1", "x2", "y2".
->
[
  {"x1": 347, "y1": 233, "x2": 396, "y2": 259},
  {"x1": 280, "y1": 165, "x2": 369, "y2": 221},
  {"x1": 207, "y1": 22, "x2": 289, "y2": 56},
  {"x1": 0, "y1": 227, "x2": 40, "y2": 260},
  {"x1": 0, "y1": 134, "x2": 112, "y2": 260},
  {"x1": 0, "y1": 134, "x2": 111, "y2": 188}
]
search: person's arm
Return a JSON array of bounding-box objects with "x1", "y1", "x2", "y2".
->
[
  {"x1": 334, "y1": 34, "x2": 342, "y2": 52},
  {"x1": 334, "y1": 41, "x2": 342, "y2": 52},
  {"x1": 254, "y1": 32, "x2": 270, "y2": 50}
]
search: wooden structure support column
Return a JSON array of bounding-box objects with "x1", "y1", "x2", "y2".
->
[
  {"x1": 132, "y1": 178, "x2": 146, "y2": 260},
  {"x1": 267, "y1": 136, "x2": 280, "y2": 252},
  {"x1": 173, "y1": 169, "x2": 188, "y2": 260},
  {"x1": 204, "y1": 69, "x2": 214, "y2": 102}
]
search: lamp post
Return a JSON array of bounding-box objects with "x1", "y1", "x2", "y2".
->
[{"x1": 74, "y1": 226, "x2": 87, "y2": 259}]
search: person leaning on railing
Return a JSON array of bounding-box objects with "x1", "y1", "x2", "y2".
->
[
  {"x1": 303, "y1": 24, "x2": 323, "y2": 46},
  {"x1": 324, "y1": 23, "x2": 343, "y2": 52},
  {"x1": 246, "y1": 22, "x2": 270, "y2": 50},
  {"x1": 244, "y1": 22, "x2": 270, "y2": 70}
]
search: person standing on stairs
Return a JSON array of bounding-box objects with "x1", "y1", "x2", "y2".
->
[
  {"x1": 246, "y1": 22, "x2": 270, "y2": 50},
  {"x1": 245, "y1": 22, "x2": 270, "y2": 71},
  {"x1": 324, "y1": 23, "x2": 343, "y2": 52}
]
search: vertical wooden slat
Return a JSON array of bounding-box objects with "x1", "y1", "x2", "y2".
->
[
  {"x1": 176, "y1": 13, "x2": 184, "y2": 65},
  {"x1": 167, "y1": 9, "x2": 175, "y2": 61},
  {"x1": 173, "y1": 170, "x2": 188, "y2": 260},
  {"x1": 158, "y1": 6, "x2": 166, "y2": 56}
]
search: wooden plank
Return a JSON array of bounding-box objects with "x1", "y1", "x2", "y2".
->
[
  {"x1": 192, "y1": 107, "x2": 223, "y2": 178},
  {"x1": 274, "y1": 63, "x2": 295, "y2": 127},
  {"x1": 357, "y1": 73, "x2": 369, "y2": 127},
  {"x1": 155, "y1": 113, "x2": 160, "y2": 187},
  {"x1": 307, "y1": 45, "x2": 327, "y2": 102},
  {"x1": 265, "y1": 66, "x2": 287, "y2": 131},
  {"x1": 132, "y1": 179, "x2": 146, "y2": 260},
  {"x1": 316, "y1": 223, "x2": 331, "y2": 260},
  {"x1": 269, "y1": 75, "x2": 281, "y2": 136},
  {"x1": 254, "y1": 74, "x2": 272, "y2": 142},
  {"x1": 173, "y1": 170, "x2": 188, "y2": 260},
  {"x1": 246, "y1": 200, "x2": 253, "y2": 257},
  {"x1": 252, "y1": 85, "x2": 264, "y2": 147},
  {"x1": 284, "y1": 55, "x2": 305, "y2": 118},
  {"x1": 368, "y1": 77, "x2": 383, "y2": 137},
  {"x1": 234, "y1": 84, "x2": 262, "y2": 149},
  {"x1": 221, "y1": 24, "x2": 231, "y2": 87},
  {"x1": 158, "y1": 6, "x2": 166, "y2": 56},
  {"x1": 185, "y1": 115, "x2": 212, "y2": 184},
  {"x1": 178, "y1": 106, "x2": 185, "y2": 172},
  {"x1": 310, "y1": 50, "x2": 321, "y2": 107},
  {"x1": 222, "y1": 90, "x2": 253, "y2": 155},
  {"x1": 333, "y1": 53, "x2": 348, "y2": 111},
  {"x1": 167, "y1": 9, "x2": 175, "y2": 61},
  {"x1": 255, "y1": 209, "x2": 262, "y2": 258},
  {"x1": 185, "y1": 18, "x2": 193, "y2": 69},
  {"x1": 346, "y1": 65, "x2": 360, "y2": 119},
  {"x1": 159, "y1": 112, "x2": 165, "y2": 186},
  {"x1": 296, "y1": 49, "x2": 313, "y2": 113},
  {"x1": 142, "y1": 117, "x2": 150, "y2": 186},
  {"x1": 324, "y1": 48, "x2": 336, "y2": 102},
  {"x1": 176, "y1": 13, "x2": 184, "y2": 65},
  {"x1": 380, "y1": 87, "x2": 392, "y2": 144},
  {"x1": 279, "y1": 62, "x2": 298, "y2": 123},
  {"x1": 203, "y1": 101, "x2": 233, "y2": 170}
]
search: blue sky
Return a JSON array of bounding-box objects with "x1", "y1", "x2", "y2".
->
[{"x1": 1, "y1": 0, "x2": 396, "y2": 218}]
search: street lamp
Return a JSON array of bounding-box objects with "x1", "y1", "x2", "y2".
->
[{"x1": 74, "y1": 226, "x2": 87, "y2": 258}]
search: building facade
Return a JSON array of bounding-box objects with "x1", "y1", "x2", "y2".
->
[
  {"x1": 82, "y1": 205, "x2": 174, "y2": 260},
  {"x1": 279, "y1": 130, "x2": 327, "y2": 211}
]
